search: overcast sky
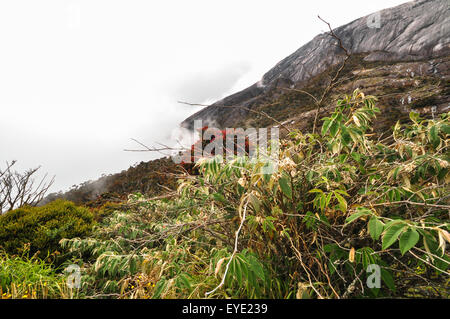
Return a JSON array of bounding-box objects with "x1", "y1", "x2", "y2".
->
[{"x1": 0, "y1": 0, "x2": 408, "y2": 193}]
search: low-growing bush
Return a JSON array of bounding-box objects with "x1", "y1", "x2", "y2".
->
[{"x1": 0, "y1": 200, "x2": 94, "y2": 261}]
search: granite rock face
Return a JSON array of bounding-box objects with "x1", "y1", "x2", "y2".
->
[{"x1": 181, "y1": 0, "x2": 450, "y2": 129}]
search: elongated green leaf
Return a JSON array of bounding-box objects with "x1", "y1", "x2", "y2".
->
[
  {"x1": 351, "y1": 152, "x2": 361, "y2": 163},
  {"x1": 368, "y1": 217, "x2": 384, "y2": 241},
  {"x1": 381, "y1": 268, "x2": 395, "y2": 292},
  {"x1": 334, "y1": 192, "x2": 347, "y2": 213},
  {"x1": 248, "y1": 193, "x2": 261, "y2": 213},
  {"x1": 325, "y1": 192, "x2": 333, "y2": 207},
  {"x1": 399, "y1": 227, "x2": 420, "y2": 255},
  {"x1": 248, "y1": 256, "x2": 265, "y2": 281},
  {"x1": 428, "y1": 125, "x2": 440, "y2": 148},
  {"x1": 263, "y1": 218, "x2": 276, "y2": 232},
  {"x1": 279, "y1": 177, "x2": 292, "y2": 199},
  {"x1": 360, "y1": 247, "x2": 375, "y2": 269},
  {"x1": 234, "y1": 258, "x2": 243, "y2": 286},
  {"x1": 345, "y1": 207, "x2": 371, "y2": 224},
  {"x1": 152, "y1": 278, "x2": 167, "y2": 299},
  {"x1": 177, "y1": 274, "x2": 192, "y2": 290},
  {"x1": 334, "y1": 189, "x2": 350, "y2": 196},
  {"x1": 321, "y1": 118, "x2": 332, "y2": 136},
  {"x1": 340, "y1": 125, "x2": 351, "y2": 146},
  {"x1": 330, "y1": 121, "x2": 339, "y2": 137},
  {"x1": 382, "y1": 223, "x2": 406, "y2": 250}
]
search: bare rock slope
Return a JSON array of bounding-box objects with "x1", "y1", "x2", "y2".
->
[{"x1": 181, "y1": 0, "x2": 450, "y2": 129}]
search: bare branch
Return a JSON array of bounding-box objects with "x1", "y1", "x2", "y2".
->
[
  {"x1": 0, "y1": 161, "x2": 54, "y2": 213},
  {"x1": 311, "y1": 15, "x2": 352, "y2": 134}
]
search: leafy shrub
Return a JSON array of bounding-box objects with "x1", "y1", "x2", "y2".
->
[
  {"x1": 61, "y1": 90, "x2": 449, "y2": 299},
  {"x1": 0, "y1": 200, "x2": 94, "y2": 261}
]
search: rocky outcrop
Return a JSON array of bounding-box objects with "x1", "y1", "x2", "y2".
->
[{"x1": 181, "y1": 0, "x2": 450, "y2": 129}]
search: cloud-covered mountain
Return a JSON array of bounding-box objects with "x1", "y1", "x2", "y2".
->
[{"x1": 181, "y1": 0, "x2": 449, "y2": 129}]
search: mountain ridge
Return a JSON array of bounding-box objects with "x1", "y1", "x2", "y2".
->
[{"x1": 181, "y1": 0, "x2": 450, "y2": 129}]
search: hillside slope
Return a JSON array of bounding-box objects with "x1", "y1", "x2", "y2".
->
[{"x1": 42, "y1": 157, "x2": 179, "y2": 207}]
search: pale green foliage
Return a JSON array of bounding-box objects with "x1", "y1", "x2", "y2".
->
[{"x1": 60, "y1": 90, "x2": 449, "y2": 299}]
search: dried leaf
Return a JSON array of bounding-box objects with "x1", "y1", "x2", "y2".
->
[
  {"x1": 215, "y1": 258, "x2": 226, "y2": 276},
  {"x1": 441, "y1": 229, "x2": 450, "y2": 244},
  {"x1": 349, "y1": 247, "x2": 356, "y2": 263},
  {"x1": 438, "y1": 230, "x2": 446, "y2": 255},
  {"x1": 296, "y1": 282, "x2": 310, "y2": 299}
]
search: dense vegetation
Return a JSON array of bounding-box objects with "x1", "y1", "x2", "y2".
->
[
  {"x1": 1, "y1": 90, "x2": 448, "y2": 299},
  {"x1": 0, "y1": 248, "x2": 74, "y2": 299},
  {"x1": 0, "y1": 200, "x2": 94, "y2": 262}
]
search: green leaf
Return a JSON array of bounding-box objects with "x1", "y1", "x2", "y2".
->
[
  {"x1": 325, "y1": 192, "x2": 333, "y2": 207},
  {"x1": 441, "y1": 124, "x2": 450, "y2": 135},
  {"x1": 392, "y1": 167, "x2": 401, "y2": 180},
  {"x1": 409, "y1": 112, "x2": 420, "y2": 124},
  {"x1": 334, "y1": 192, "x2": 347, "y2": 213},
  {"x1": 263, "y1": 218, "x2": 276, "y2": 232},
  {"x1": 382, "y1": 222, "x2": 406, "y2": 250},
  {"x1": 399, "y1": 227, "x2": 420, "y2": 255},
  {"x1": 330, "y1": 121, "x2": 339, "y2": 137},
  {"x1": 360, "y1": 247, "x2": 375, "y2": 269},
  {"x1": 303, "y1": 211, "x2": 316, "y2": 229},
  {"x1": 279, "y1": 177, "x2": 292, "y2": 199},
  {"x1": 248, "y1": 193, "x2": 261, "y2": 213},
  {"x1": 319, "y1": 213, "x2": 331, "y2": 227},
  {"x1": 248, "y1": 256, "x2": 265, "y2": 281},
  {"x1": 345, "y1": 207, "x2": 371, "y2": 224},
  {"x1": 380, "y1": 268, "x2": 395, "y2": 292},
  {"x1": 340, "y1": 125, "x2": 351, "y2": 146},
  {"x1": 368, "y1": 216, "x2": 384, "y2": 241},
  {"x1": 321, "y1": 118, "x2": 332, "y2": 136},
  {"x1": 234, "y1": 258, "x2": 243, "y2": 286},
  {"x1": 177, "y1": 274, "x2": 192, "y2": 291},
  {"x1": 334, "y1": 189, "x2": 350, "y2": 197},
  {"x1": 428, "y1": 125, "x2": 440, "y2": 149},
  {"x1": 152, "y1": 278, "x2": 167, "y2": 299}
]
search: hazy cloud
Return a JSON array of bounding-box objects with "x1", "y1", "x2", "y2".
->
[
  {"x1": 171, "y1": 61, "x2": 252, "y2": 104},
  {"x1": 0, "y1": 0, "x2": 408, "y2": 193}
]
